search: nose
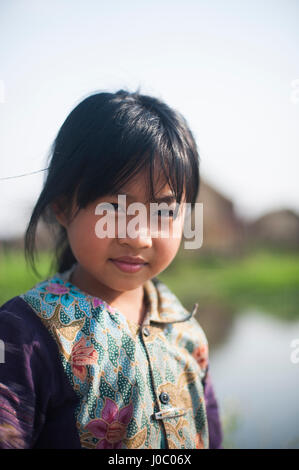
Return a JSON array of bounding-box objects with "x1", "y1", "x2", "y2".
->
[{"x1": 117, "y1": 220, "x2": 153, "y2": 249}]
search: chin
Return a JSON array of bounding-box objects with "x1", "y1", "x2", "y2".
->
[{"x1": 113, "y1": 278, "x2": 147, "y2": 291}]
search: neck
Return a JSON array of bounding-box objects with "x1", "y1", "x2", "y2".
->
[{"x1": 70, "y1": 264, "x2": 146, "y2": 325}]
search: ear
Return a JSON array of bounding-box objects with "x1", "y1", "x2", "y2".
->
[{"x1": 51, "y1": 200, "x2": 69, "y2": 228}]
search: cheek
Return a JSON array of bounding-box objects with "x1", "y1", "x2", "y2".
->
[
  {"x1": 153, "y1": 216, "x2": 184, "y2": 260},
  {"x1": 67, "y1": 214, "x2": 107, "y2": 259},
  {"x1": 154, "y1": 236, "x2": 181, "y2": 264}
]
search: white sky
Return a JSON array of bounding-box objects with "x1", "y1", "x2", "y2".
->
[{"x1": 0, "y1": 0, "x2": 298, "y2": 238}]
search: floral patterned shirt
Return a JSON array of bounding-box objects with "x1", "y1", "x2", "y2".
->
[{"x1": 0, "y1": 265, "x2": 222, "y2": 449}]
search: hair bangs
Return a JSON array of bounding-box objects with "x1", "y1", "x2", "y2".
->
[{"x1": 24, "y1": 89, "x2": 200, "y2": 274}]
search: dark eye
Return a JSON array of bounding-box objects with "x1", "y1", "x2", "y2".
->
[
  {"x1": 98, "y1": 202, "x2": 125, "y2": 213},
  {"x1": 157, "y1": 209, "x2": 176, "y2": 218},
  {"x1": 110, "y1": 203, "x2": 126, "y2": 213}
]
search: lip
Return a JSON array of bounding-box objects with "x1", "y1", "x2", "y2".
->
[
  {"x1": 111, "y1": 256, "x2": 147, "y2": 264},
  {"x1": 109, "y1": 256, "x2": 148, "y2": 273}
]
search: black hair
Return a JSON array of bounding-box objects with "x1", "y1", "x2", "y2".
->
[{"x1": 24, "y1": 89, "x2": 200, "y2": 276}]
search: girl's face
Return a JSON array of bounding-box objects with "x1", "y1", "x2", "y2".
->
[{"x1": 53, "y1": 166, "x2": 186, "y2": 298}]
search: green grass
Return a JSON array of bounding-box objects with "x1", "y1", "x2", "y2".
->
[
  {"x1": 0, "y1": 250, "x2": 54, "y2": 305},
  {"x1": 159, "y1": 249, "x2": 299, "y2": 320},
  {"x1": 1, "y1": 248, "x2": 299, "y2": 319}
]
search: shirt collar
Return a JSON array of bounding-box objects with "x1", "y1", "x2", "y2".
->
[
  {"x1": 58, "y1": 265, "x2": 197, "y2": 326},
  {"x1": 142, "y1": 277, "x2": 198, "y2": 325}
]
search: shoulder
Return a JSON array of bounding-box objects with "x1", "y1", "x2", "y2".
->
[
  {"x1": 150, "y1": 277, "x2": 209, "y2": 379},
  {"x1": 0, "y1": 295, "x2": 47, "y2": 341},
  {"x1": 0, "y1": 295, "x2": 61, "y2": 368},
  {"x1": 0, "y1": 292, "x2": 68, "y2": 376},
  {"x1": 19, "y1": 272, "x2": 91, "y2": 323},
  {"x1": 150, "y1": 277, "x2": 209, "y2": 351},
  {"x1": 0, "y1": 290, "x2": 80, "y2": 398},
  {"x1": 171, "y1": 315, "x2": 209, "y2": 365}
]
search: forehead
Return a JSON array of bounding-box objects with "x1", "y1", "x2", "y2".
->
[{"x1": 110, "y1": 166, "x2": 176, "y2": 203}]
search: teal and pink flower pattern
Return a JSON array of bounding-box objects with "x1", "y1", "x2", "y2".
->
[
  {"x1": 20, "y1": 269, "x2": 209, "y2": 449},
  {"x1": 85, "y1": 398, "x2": 133, "y2": 449}
]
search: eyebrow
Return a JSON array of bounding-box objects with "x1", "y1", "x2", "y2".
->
[{"x1": 107, "y1": 192, "x2": 177, "y2": 204}]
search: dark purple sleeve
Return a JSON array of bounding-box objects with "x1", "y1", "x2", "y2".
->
[
  {"x1": 203, "y1": 366, "x2": 223, "y2": 449},
  {"x1": 0, "y1": 296, "x2": 81, "y2": 449}
]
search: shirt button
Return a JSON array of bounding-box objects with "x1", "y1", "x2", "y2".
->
[
  {"x1": 143, "y1": 327, "x2": 150, "y2": 337},
  {"x1": 159, "y1": 392, "x2": 170, "y2": 405}
]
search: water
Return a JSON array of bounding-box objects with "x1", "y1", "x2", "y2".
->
[{"x1": 209, "y1": 310, "x2": 299, "y2": 448}]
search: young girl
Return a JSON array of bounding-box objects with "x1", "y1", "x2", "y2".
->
[{"x1": 0, "y1": 90, "x2": 222, "y2": 449}]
